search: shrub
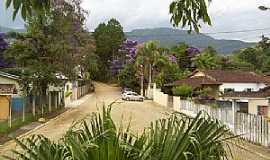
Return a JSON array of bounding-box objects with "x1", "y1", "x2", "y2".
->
[
  {"x1": 4, "y1": 104, "x2": 235, "y2": 160},
  {"x1": 172, "y1": 85, "x2": 193, "y2": 98}
]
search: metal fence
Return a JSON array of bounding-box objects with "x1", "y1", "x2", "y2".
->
[
  {"x1": 179, "y1": 100, "x2": 270, "y2": 146},
  {"x1": 0, "y1": 93, "x2": 64, "y2": 131}
]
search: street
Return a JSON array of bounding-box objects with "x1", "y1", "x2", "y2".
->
[
  {"x1": 0, "y1": 82, "x2": 270, "y2": 160},
  {"x1": 0, "y1": 83, "x2": 170, "y2": 156}
]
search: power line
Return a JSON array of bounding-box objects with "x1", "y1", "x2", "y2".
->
[{"x1": 202, "y1": 27, "x2": 270, "y2": 35}]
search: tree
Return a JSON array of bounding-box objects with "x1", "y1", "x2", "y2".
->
[
  {"x1": 135, "y1": 41, "x2": 160, "y2": 95},
  {"x1": 192, "y1": 47, "x2": 219, "y2": 70},
  {"x1": 93, "y1": 19, "x2": 125, "y2": 80},
  {"x1": 154, "y1": 55, "x2": 182, "y2": 88},
  {"x1": 6, "y1": 105, "x2": 235, "y2": 160},
  {"x1": 172, "y1": 85, "x2": 193, "y2": 98},
  {"x1": 169, "y1": 0, "x2": 211, "y2": 32},
  {"x1": 118, "y1": 64, "x2": 140, "y2": 92},
  {"x1": 4, "y1": 0, "x2": 89, "y2": 96},
  {"x1": 6, "y1": 0, "x2": 50, "y2": 20}
]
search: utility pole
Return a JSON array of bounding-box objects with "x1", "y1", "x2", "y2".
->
[{"x1": 140, "y1": 64, "x2": 144, "y2": 96}]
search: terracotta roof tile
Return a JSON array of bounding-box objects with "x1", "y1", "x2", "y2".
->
[
  {"x1": 202, "y1": 70, "x2": 270, "y2": 83},
  {"x1": 166, "y1": 77, "x2": 221, "y2": 88},
  {"x1": 223, "y1": 86, "x2": 270, "y2": 98}
]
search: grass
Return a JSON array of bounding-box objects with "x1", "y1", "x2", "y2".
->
[{"x1": 0, "y1": 114, "x2": 35, "y2": 134}]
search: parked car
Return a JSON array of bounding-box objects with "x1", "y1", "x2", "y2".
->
[
  {"x1": 122, "y1": 92, "x2": 144, "y2": 102},
  {"x1": 122, "y1": 88, "x2": 132, "y2": 94}
]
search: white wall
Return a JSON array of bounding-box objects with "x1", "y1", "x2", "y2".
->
[
  {"x1": 248, "y1": 99, "x2": 269, "y2": 116},
  {"x1": 173, "y1": 96, "x2": 181, "y2": 112},
  {"x1": 219, "y1": 83, "x2": 267, "y2": 92}
]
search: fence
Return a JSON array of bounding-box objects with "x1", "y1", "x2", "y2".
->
[
  {"x1": 180, "y1": 100, "x2": 234, "y2": 127},
  {"x1": 235, "y1": 113, "x2": 270, "y2": 146},
  {"x1": 178, "y1": 100, "x2": 270, "y2": 146},
  {"x1": 151, "y1": 84, "x2": 270, "y2": 146}
]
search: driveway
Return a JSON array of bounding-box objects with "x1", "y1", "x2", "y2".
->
[{"x1": 0, "y1": 82, "x2": 270, "y2": 160}]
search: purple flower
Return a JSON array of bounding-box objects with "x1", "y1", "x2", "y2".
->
[
  {"x1": 186, "y1": 47, "x2": 200, "y2": 57},
  {"x1": 169, "y1": 54, "x2": 177, "y2": 62}
]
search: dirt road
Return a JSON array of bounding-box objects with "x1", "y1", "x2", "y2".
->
[
  {"x1": 1, "y1": 82, "x2": 270, "y2": 160},
  {"x1": 0, "y1": 83, "x2": 170, "y2": 156}
]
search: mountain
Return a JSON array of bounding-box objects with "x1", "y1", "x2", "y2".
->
[
  {"x1": 126, "y1": 28, "x2": 256, "y2": 54},
  {"x1": 0, "y1": 26, "x2": 25, "y2": 33}
]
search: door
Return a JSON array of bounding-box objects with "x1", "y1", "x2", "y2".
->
[{"x1": 0, "y1": 96, "x2": 9, "y2": 120}]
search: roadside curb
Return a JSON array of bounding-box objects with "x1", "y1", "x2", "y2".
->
[{"x1": 0, "y1": 93, "x2": 93, "y2": 147}]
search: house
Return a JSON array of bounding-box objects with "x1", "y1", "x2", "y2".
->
[
  {"x1": 167, "y1": 70, "x2": 270, "y2": 96},
  {"x1": 166, "y1": 70, "x2": 270, "y2": 117},
  {"x1": 222, "y1": 87, "x2": 270, "y2": 117},
  {"x1": 0, "y1": 71, "x2": 21, "y2": 120}
]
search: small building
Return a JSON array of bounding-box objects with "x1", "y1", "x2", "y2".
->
[
  {"x1": 0, "y1": 71, "x2": 21, "y2": 120},
  {"x1": 167, "y1": 70, "x2": 270, "y2": 96},
  {"x1": 166, "y1": 70, "x2": 270, "y2": 117},
  {"x1": 222, "y1": 87, "x2": 270, "y2": 117}
]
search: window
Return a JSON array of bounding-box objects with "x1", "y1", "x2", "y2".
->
[
  {"x1": 258, "y1": 106, "x2": 268, "y2": 116},
  {"x1": 224, "y1": 88, "x2": 235, "y2": 93},
  {"x1": 245, "y1": 88, "x2": 253, "y2": 92}
]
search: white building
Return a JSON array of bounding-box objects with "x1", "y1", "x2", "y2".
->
[{"x1": 190, "y1": 70, "x2": 270, "y2": 93}]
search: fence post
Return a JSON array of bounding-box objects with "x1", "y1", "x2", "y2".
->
[
  {"x1": 232, "y1": 99, "x2": 237, "y2": 133},
  {"x1": 9, "y1": 96, "x2": 12, "y2": 128},
  {"x1": 49, "y1": 92, "x2": 52, "y2": 112},
  {"x1": 55, "y1": 92, "x2": 58, "y2": 109},
  {"x1": 32, "y1": 96, "x2": 36, "y2": 117},
  {"x1": 22, "y1": 97, "x2": 25, "y2": 122}
]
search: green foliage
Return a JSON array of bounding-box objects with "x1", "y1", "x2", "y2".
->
[
  {"x1": 171, "y1": 43, "x2": 192, "y2": 69},
  {"x1": 154, "y1": 56, "x2": 182, "y2": 87},
  {"x1": 172, "y1": 85, "x2": 193, "y2": 97},
  {"x1": 93, "y1": 19, "x2": 125, "y2": 80},
  {"x1": 5, "y1": 0, "x2": 50, "y2": 20},
  {"x1": 65, "y1": 91, "x2": 72, "y2": 98},
  {"x1": 118, "y1": 64, "x2": 140, "y2": 92},
  {"x1": 169, "y1": 0, "x2": 211, "y2": 32},
  {"x1": 4, "y1": 0, "x2": 92, "y2": 95},
  {"x1": 0, "y1": 114, "x2": 34, "y2": 134},
  {"x1": 191, "y1": 47, "x2": 219, "y2": 70},
  {"x1": 199, "y1": 87, "x2": 213, "y2": 97},
  {"x1": 4, "y1": 104, "x2": 235, "y2": 160}
]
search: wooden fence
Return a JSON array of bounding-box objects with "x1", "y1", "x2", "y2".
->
[{"x1": 179, "y1": 100, "x2": 270, "y2": 146}]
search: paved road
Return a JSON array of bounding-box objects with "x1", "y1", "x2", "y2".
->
[{"x1": 1, "y1": 82, "x2": 270, "y2": 160}]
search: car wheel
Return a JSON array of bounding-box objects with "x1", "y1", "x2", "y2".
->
[
  {"x1": 140, "y1": 98, "x2": 144, "y2": 102},
  {"x1": 127, "y1": 97, "x2": 130, "y2": 101}
]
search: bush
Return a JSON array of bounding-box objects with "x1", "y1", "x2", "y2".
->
[
  {"x1": 6, "y1": 104, "x2": 235, "y2": 160},
  {"x1": 172, "y1": 85, "x2": 193, "y2": 97}
]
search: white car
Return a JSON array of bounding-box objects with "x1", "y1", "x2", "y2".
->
[{"x1": 122, "y1": 92, "x2": 144, "y2": 101}]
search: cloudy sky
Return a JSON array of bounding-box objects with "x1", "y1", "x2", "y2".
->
[
  {"x1": 2, "y1": 0, "x2": 270, "y2": 42},
  {"x1": 82, "y1": 0, "x2": 270, "y2": 42}
]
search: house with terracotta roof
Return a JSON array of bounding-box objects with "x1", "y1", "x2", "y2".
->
[
  {"x1": 167, "y1": 70, "x2": 270, "y2": 95},
  {"x1": 166, "y1": 70, "x2": 270, "y2": 117}
]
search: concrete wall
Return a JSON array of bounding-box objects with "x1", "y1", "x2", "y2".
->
[
  {"x1": 248, "y1": 99, "x2": 269, "y2": 116},
  {"x1": 173, "y1": 96, "x2": 181, "y2": 112},
  {"x1": 153, "y1": 84, "x2": 168, "y2": 107}
]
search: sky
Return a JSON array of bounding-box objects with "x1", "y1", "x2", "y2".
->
[
  {"x1": 82, "y1": 0, "x2": 270, "y2": 42},
  {"x1": 2, "y1": 0, "x2": 270, "y2": 42}
]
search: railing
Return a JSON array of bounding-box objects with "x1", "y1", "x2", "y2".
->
[{"x1": 179, "y1": 100, "x2": 270, "y2": 146}]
